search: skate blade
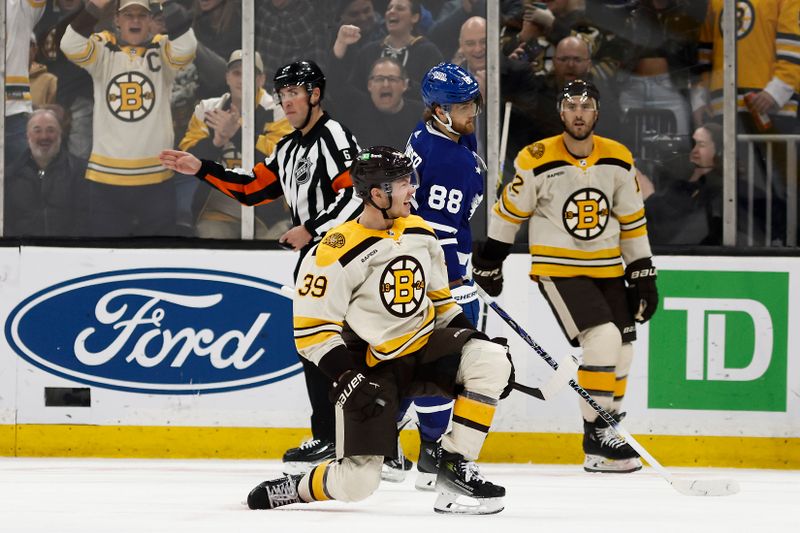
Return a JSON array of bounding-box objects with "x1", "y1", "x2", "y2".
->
[
  {"x1": 281, "y1": 461, "x2": 316, "y2": 475},
  {"x1": 583, "y1": 455, "x2": 642, "y2": 474},
  {"x1": 433, "y1": 492, "x2": 504, "y2": 515},
  {"x1": 380, "y1": 466, "x2": 408, "y2": 483},
  {"x1": 415, "y1": 472, "x2": 437, "y2": 492}
]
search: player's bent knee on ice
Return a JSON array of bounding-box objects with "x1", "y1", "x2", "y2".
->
[
  {"x1": 578, "y1": 323, "x2": 621, "y2": 366},
  {"x1": 321, "y1": 456, "x2": 383, "y2": 502},
  {"x1": 457, "y1": 339, "x2": 513, "y2": 398}
]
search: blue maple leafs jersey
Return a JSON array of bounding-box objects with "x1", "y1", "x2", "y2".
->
[{"x1": 405, "y1": 121, "x2": 485, "y2": 284}]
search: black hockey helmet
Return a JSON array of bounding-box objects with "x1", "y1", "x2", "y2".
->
[
  {"x1": 557, "y1": 79, "x2": 600, "y2": 110},
  {"x1": 350, "y1": 146, "x2": 416, "y2": 200},
  {"x1": 273, "y1": 60, "x2": 326, "y2": 100}
]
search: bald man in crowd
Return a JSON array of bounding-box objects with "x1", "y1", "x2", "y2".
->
[
  {"x1": 4, "y1": 108, "x2": 88, "y2": 236},
  {"x1": 502, "y1": 35, "x2": 622, "y2": 176},
  {"x1": 458, "y1": 16, "x2": 486, "y2": 93}
]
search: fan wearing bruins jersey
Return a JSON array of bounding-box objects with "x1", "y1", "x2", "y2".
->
[
  {"x1": 4, "y1": 0, "x2": 46, "y2": 166},
  {"x1": 473, "y1": 80, "x2": 659, "y2": 474},
  {"x1": 245, "y1": 146, "x2": 512, "y2": 515},
  {"x1": 60, "y1": 0, "x2": 197, "y2": 236},
  {"x1": 694, "y1": 0, "x2": 800, "y2": 243},
  {"x1": 178, "y1": 50, "x2": 293, "y2": 238},
  {"x1": 694, "y1": 0, "x2": 800, "y2": 126}
]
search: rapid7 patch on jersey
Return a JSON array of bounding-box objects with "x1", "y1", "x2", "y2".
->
[{"x1": 380, "y1": 256, "x2": 426, "y2": 317}]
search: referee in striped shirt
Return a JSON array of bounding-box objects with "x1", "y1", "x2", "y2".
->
[{"x1": 160, "y1": 59, "x2": 362, "y2": 470}]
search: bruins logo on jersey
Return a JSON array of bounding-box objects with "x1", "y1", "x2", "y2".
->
[
  {"x1": 719, "y1": 0, "x2": 754, "y2": 39},
  {"x1": 379, "y1": 255, "x2": 426, "y2": 317},
  {"x1": 323, "y1": 232, "x2": 345, "y2": 248},
  {"x1": 562, "y1": 188, "x2": 609, "y2": 240},
  {"x1": 106, "y1": 72, "x2": 156, "y2": 122},
  {"x1": 527, "y1": 143, "x2": 545, "y2": 159}
]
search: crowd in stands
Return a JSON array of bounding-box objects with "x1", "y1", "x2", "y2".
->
[{"x1": 3, "y1": 0, "x2": 799, "y2": 246}]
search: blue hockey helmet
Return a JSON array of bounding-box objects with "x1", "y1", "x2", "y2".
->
[{"x1": 420, "y1": 62, "x2": 481, "y2": 110}]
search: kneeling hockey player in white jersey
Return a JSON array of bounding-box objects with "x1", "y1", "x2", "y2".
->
[{"x1": 247, "y1": 146, "x2": 513, "y2": 515}]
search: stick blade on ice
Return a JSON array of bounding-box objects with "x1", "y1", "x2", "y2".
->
[{"x1": 671, "y1": 478, "x2": 741, "y2": 497}]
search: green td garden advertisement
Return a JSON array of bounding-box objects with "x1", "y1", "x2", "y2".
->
[{"x1": 649, "y1": 270, "x2": 789, "y2": 412}]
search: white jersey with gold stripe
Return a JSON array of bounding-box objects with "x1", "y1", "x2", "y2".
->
[
  {"x1": 294, "y1": 215, "x2": 461, "y2": 368},
  {"x1": 4, "y1": 0, "x2": 46, "y2": 116},
  {"x1": 488, "y1": 134, "x2": 652, "y2": 279},
  {"x1": 60, "y1": 27, "x2": 197, "y2": 185}
]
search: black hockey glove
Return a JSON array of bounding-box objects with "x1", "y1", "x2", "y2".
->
[
  {"x1": 472, "y1": 243, "x2": 504, "y2": 297},
  {"x1": 163, "y1": 2, "x2": 193, "y2": 39},
  {"x1": 491, "y1": 337, "x2": 515, "y2": 400},
  {"x1": 625, "y1": 257, "x2": 658, "y2": 323},
  {"x1": 329, "y1": 370, "x2": 391, "y2": 421}
]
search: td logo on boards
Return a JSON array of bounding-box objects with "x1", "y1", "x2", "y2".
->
[{"x1": 648, "y1": 270, "x2": 788, "y2": 412}]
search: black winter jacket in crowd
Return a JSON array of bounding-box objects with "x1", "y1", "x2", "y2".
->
[{"x1": 4, "y1": 148, "x2": 88, "y2": 237}]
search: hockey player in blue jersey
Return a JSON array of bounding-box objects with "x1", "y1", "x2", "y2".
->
[{"x1": 393, "y1": 62, "x2": 485, "y2": 490}]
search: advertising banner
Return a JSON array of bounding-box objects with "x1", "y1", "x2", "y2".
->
[
  {"x1": 0, "y1": 247, "x2": 308, "y2": 429},
  {"x1": 0, "y1": 249, "x2": 797, "y2": 453}
]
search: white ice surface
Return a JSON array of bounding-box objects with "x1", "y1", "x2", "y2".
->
[{"x1": 0, "y1": 458, "x2": 797, "y2": 533}]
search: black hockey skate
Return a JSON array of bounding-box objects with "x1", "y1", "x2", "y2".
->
[
  {"x1": 381, "y1": 454, "x2": 413, "y2": 482},
  {"x1": 247, "y1": 474, "x2": 305, "y2": 510},
  {"x1": 282, "y1": 438, "x2": 335, "y2": 474},
  {"x1": 434, "y1": 451, "x2": 505, "y2": 515},
  {"x1": 381, "y1": 418, "x2": 414, "y2": 482},
  {"x1": 415, "y1": 439, "x2": 440, "y2": 491},
  {"x1": 583, "y1": 413, "x2": 642, "y2": 473}
]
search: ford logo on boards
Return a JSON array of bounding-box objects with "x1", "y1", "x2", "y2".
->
[{"x1": 5, "y1": 268, "x2": 302, "y2": 394}]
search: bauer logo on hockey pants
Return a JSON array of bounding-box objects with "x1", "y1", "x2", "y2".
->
[
  {"x1": 648, "y1": 270, "x2": 788, "y2": 412},
  {"x1": 4, "y1": 268, "x2": 302, "y2": 394}
]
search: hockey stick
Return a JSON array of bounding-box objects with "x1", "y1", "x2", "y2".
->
[
  {"x1": 475, "y1": 284, "x2": 740, "y2": 497},
  {"x1": 496, "y1": 101, "x2": 513, "y2": 198},
  {"x1": 511, "y1": 353, "x2": 578, "y2": 400}
]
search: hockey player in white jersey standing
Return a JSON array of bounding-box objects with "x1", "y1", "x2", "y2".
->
[
  {"x1": 246, "y1": 146, "x2": 512, "y2": 515},
  {"x1": 473, "y1": 80, "x2": 659, "y2": 474},
  {"x1": 60, "y1": 0, "x2": 197, "y2": 236},
  {"x1": 396, "y1": 62, "x2": 486, "y2": 489}
]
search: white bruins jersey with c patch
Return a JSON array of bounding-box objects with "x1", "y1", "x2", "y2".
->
[
  {"x1": 61, "y1": 27, "x2": 197, "y2": 185},
  {"x1": 294, "y1": 215, "x2": 461, "y2": 368},
  {"x1": 489, "y1": 134, "x2": 652, "y2": 279}
]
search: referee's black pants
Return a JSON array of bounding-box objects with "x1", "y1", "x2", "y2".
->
[{"x1": 294, "y1": 244, "x2": 335, "y2": 443}]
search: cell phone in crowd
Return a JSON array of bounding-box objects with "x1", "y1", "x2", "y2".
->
[{"x1": 518, "y1": 41, "x2": 542, "y2": 63}]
